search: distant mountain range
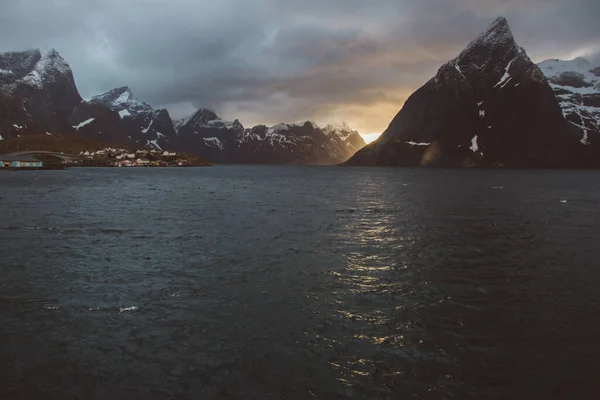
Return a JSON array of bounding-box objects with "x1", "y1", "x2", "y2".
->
[
  {"x1": 1, "y1": 18, "x2": 599, "y2": 168},
  {"x1": 0, "y1": 50, "x2": 364, "y2": 164},
  {"x1": 345, "y1": 17, "x2": 600, "y2": 168}
]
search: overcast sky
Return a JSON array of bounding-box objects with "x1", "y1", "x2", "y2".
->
[{"x1": 1, "y1": 0, "x2": 598, "y2": 137}]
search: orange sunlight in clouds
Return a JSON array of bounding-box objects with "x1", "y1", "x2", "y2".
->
[{"x1": 360, "y1": 133, "x2": 381, "y2": 144}]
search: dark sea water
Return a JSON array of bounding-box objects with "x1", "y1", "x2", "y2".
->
[{"x1": 1, "y1": 166, "x2": 600, "y2": 400}]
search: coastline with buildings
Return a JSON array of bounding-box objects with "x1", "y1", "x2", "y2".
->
[{"x1": 0, "y1": 135, "x2": 211, "y2": 170}]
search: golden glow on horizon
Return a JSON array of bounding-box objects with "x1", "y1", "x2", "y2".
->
[{"x1": 360, "y1": 133, "x2": 381, "y2": 144}]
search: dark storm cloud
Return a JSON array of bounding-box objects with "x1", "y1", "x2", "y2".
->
[{"x1": 0, "y1": 0, "x2": 598, "y2": 132}]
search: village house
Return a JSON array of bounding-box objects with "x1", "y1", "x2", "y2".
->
[{"x1": 0, "y1": 155, "x2": 44, "y2": 168}]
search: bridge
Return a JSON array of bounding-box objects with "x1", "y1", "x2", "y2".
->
[{"x1": 0, "y1": 151, "x2": 84, "y2": 161}]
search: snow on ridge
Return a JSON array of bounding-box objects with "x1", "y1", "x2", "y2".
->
[
  {"x1": 323, "y1": 122, "x2": 358, "y2": 141},
  {"x1": 406, "y1": 141, "x2": 431, "y2": 146},
  {"x1": 20, "y1": 49, "x2": 72, "y2": 89},
  {"x1": 73, "y1": 118, "x2": 95, "y2": 130},
  {"x1": 0, "y1": 134, "x2": 3, "y2": 141},
  {"x1": 112, "y1": 91, "x2": 131, "y2": 107},
  {"x1": 538, "y1": 58, "x2": 597, "y2": 80},
  {"x1": 207, "y1": 119, "x2": 236, "y2": 129},
  {"x1": 267, "y1": 123, "x2": 289, "y2": 135},
  {"x1": 13, "y1": 124, "x2": 23, "y2": 129},
  {"x1": 549, "y1": 82, "x2": 598, "y2": 96},
  {"x1": 290, "y1": 121, "x2": 320, "y2": 130}
]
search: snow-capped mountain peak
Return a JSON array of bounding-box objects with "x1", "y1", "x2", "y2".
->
[
  {"x1": 84, "y1": 86, "x2": 177, "y2": 150},
  {"x1": 17, "y1": 49, "x2": 74, "y2": 89},
  {"x1": 88, "y1": 86, "x2": 151, "y2": 114},
  {"x1": 323, "y1": 122, "x2": 355, "y2": 135},
  {"x1": 176, "y1": 108, "x2": 221, "y2": 130},
  {"x1": 539, "y1": 58, "x2": 599, "y2": 90},
  {"x1": 539, "y1": 57, "x2": 600, "y2": 145}
]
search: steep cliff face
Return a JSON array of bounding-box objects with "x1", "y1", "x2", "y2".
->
[
  {"x1": 346, "y1": 17, "x2": 595, "y2": 168},
  {"x1": 0, "y1": 49, "x2": 82, "y2": 139}
]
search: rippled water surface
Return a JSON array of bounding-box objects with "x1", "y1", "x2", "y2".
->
[{"x1": 1, "y1": 166, "x2": 600, "y2": 399}]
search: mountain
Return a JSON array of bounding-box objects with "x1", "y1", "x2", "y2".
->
[
  {"x1": 0, "y1": 49, "x2": 82, "y2": 138},
  {"x1": 345, "y1": 17, "x2": 596, "y2": 168},
  {"x1": 175, "y1": 109, "x2": 366, "y2": 164},
  {"x1": 0, "y1": 49, "x2": 137, "y2": 147},
  {"x1": 538, "y1": 57, "x2": 600, "y2": 146},
  {"x1": 86, "y1": 86, "x2": 177, "y2": 150},
  {"x1": 68, "y1": 102, "x2": 129, "y2": 145}
]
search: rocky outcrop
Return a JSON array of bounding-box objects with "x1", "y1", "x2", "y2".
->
[
  {"x1": 538, "y1": 57, "x2": 600, "y2": 146},
  {"x1": 175, "y1": 109, "x2": 366, "y2": 164},
  {"x1": 86, "y1": 86, "x2": 177, "y2": 150},
  {"x1": 0, "y1": 49, "x2": 82, "y2": 138},
  {"x1": 346, "y1": 17, "x2": 597, "y2": 168}
]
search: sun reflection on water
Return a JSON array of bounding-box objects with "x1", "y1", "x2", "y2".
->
[{"x1": 308, "y1": 180, "x2": 456, "y2": 397}]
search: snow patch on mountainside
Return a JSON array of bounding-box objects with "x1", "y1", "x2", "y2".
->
[
  {"x1": 73, "y1": 118, "x2": 95, "y2": 130},
  {"x1": 119, "y1": 109, "x2": 131, "y2": 118},
  {"x1": 470, "y1": 135, "x2": 479, "y2": 152},
  {"x1": 203, "y1": 137, "x2": 224, "y2": 149},
  {"x1": 494, "y1": 58, "x2": 516, "y2": 89},
  {"x1": 147, "y1": 139, "x2": 162, "y2": 150}
]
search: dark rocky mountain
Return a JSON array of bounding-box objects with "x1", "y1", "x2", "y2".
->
[
  {"x1": 68, "y1": 102, "x2": 129, "y2": 145},
  {"x1": 86, "y1": 86, "x2": 177, "y2": 150},
  {"x1": 346, "y1": 17, "x2": 599, "y2": 168},
  {"x1": 175, "y1": 109, "x2": 365, "y2": 164},
  {"x1": 0, "y1": 49, "x2": 82, "y2": 139},
  {"x1": 538, "y1": 57, "x2": 600, "y2": 146}
]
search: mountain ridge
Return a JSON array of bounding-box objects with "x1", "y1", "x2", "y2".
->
[{"x1": 175, "y1": 108, "x2": 365, "y2": 164}]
